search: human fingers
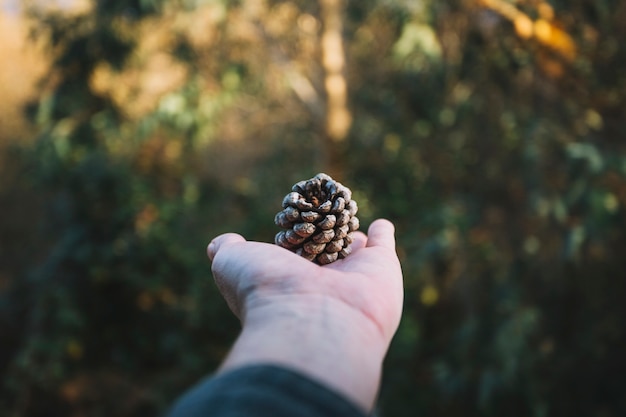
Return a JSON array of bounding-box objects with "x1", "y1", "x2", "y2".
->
[
  {"x1": 365, "y1": 219, "x2": 396, "y2": 251},
  {"x1": 350, "y1": 231, "x2": 367, "y2": 252},
  {"x1": 207, "y1": 233, "x2": 246, "y2": 261}
]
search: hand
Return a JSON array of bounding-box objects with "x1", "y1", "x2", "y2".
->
[
  {"x1": 207, "y1": 219, "x2": 404, "y2": 411},
  {"x1": 208, "y1": 218, "x2": 403, "y2": 342}
]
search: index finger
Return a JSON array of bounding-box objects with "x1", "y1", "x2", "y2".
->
[{"x1": 365, "y1": 219, "x2": 396, "y2": 251}]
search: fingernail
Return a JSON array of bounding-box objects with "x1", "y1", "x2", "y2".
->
[{"x1": 207, "y1": 241, "x2": 216, "y2": 261}]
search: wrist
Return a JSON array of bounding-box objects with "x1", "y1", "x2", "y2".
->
[{"x1": 219, "y1": 294, "x2": 389, "y2": 412}]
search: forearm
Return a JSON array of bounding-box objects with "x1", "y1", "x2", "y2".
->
[{"x1": 218, "y1": 295, "x2": 389, "y2": 412}]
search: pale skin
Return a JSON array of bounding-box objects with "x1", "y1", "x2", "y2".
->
[{"x1": 207, "y1": 219, "x2": 404, "y2": 413}]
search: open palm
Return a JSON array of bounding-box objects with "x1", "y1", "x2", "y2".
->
[{"x1": 208, "y1": 219, "x2": 403, "y2": 344}]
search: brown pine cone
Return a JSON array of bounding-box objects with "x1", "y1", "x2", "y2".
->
[{"x1": 274, "y1": 173, "x2": 359, "y2": 265}]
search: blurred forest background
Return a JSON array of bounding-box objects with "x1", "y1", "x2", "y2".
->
[{"x1": 1, "y1": 0, "x2": 626, "y2": 416}]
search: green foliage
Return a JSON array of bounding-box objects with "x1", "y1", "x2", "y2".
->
[{"x1": 1, "y1": 0, "x2": 626, "y2": 416}]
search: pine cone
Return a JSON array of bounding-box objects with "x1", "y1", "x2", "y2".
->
[{"x1": 274, "y1": 173, "x2": 359, "y2": 265}]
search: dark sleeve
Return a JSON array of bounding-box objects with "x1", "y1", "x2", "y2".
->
[{"x1": 165, "y1": 364, "x2": 368, "y2": 417}]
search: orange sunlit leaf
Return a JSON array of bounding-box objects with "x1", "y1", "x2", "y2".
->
[
  {"x1": 164, "y1": 140, "x2": 182, "y2": 163},
  {"x1": 537, "y1": 52, "x2": 565, "y2": 78},
  {"x1": 534, "y1": 19, "x2": 577, "y2": 61},
  {"x1": 514, "y1": 14, "x2": 534, "y2": 39},
  {"x1": 135, "y1": 204, "x2": 159, "y2": 234},
  {"x1": 159, "y1": 288, "x2": 178, "y2": 306},
  {"x1": 477, "y1": 0, "x2": 521, "y2": 21},
  {"x1": 477, "y1": 0, "x2": 577, "y2": 62},
  {"x1": 60, "y1": 380, "x2": 82, "y2": 403},
  {"x1": 538, "y1": 2, "x2": 555, "y2": 21},
  {"x1": 137, "y1": 292, "x2": 155, "y2": 311}
]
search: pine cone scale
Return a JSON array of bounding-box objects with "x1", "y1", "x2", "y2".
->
[{"x1": 293, "y1": 222, "x2": 316, "y2": 238}]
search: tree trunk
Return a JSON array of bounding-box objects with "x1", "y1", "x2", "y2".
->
[{"x1": 320, "y1": 0, "x2": 351, "y2": 179}]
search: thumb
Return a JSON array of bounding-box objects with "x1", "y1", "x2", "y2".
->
[{"x1": 207, "y1": 233, "x2": 246, "y2": 261}]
